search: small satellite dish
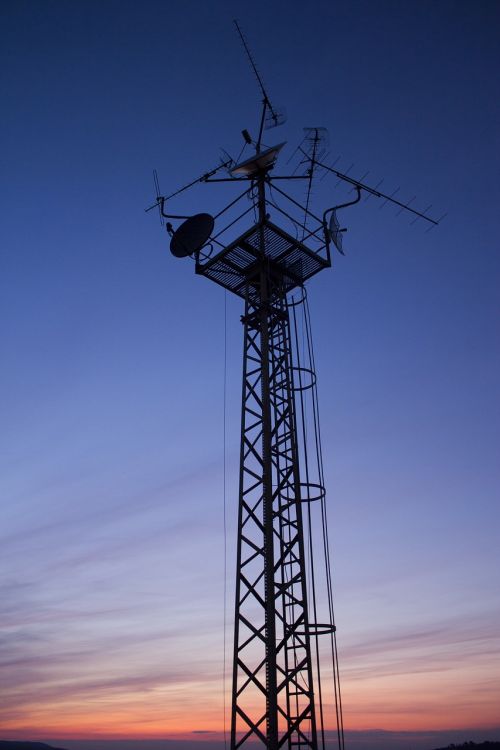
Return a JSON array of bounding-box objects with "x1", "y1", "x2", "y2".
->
[
  {"x1": 328, "y1": 210, "x2": 345, "y2": 255},
  {"x1": 231, "y1": 143, "x2": 286, "y2": 178},
  {"x1": 170, "y1": 213, "x2": 214, "y2": 258}
]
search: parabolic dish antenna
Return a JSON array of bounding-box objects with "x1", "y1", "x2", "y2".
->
[
  {"x1": 170, "y1": 213, "x2": 214, "y2": 258},
  {"x1": 328, "y1": 210, "x2": 345, "y2": 255},
  {"x1": 231, "y1": 142, "x2": 286, "y2": 178}
]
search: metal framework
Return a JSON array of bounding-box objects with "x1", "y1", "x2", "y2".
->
[
  {"x1": 149, "y1": 52, "x2": 440, "y2": 746},
  {"x1": 231, "y1": 276, "x2": 316, "y2": 749},
  {"x1": 195, "y1": 169, "x2": 332, "y2": 750}
]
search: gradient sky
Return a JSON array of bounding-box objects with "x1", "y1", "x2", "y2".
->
[{"x1": 1, "y1": 0, "x2": 499, "y2": 747}]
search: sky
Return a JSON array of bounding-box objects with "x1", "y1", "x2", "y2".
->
[{"x1": 1, "y1": 0, "x2": 499, "y2": 748}]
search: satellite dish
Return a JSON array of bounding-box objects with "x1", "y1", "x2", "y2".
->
[
  {"x1": 170, "y1": 213, "x2": 214, "y2": 258},
  {"x1": 231, "y1": 143, "x2": 286, "y2": 178},
  {"x1": 328, "y1": 210, "x2": 345, "y2": 255}
]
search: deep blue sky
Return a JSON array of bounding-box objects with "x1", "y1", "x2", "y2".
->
[{"x1": 1, "y1": 0, "x2": 499, "y2": 744}]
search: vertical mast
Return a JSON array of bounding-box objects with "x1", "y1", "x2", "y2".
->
[
  {"x1": 230, "y1": 159, "x2": 318, "y2": 749},
  {"x1": 257, "y1": 166, "x2": 279, "y2": 749}
]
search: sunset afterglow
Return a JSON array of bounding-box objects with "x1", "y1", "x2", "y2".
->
[{"x1": 1, "y1": 1, "x2": 499, "y2": 748}]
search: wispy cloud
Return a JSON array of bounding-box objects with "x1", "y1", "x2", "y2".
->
[{"x1": 340, "y1": 610, "x2": 500, "y2": 679}]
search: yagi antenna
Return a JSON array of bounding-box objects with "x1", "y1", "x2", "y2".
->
[
  {"x1": 144, "y1": 158, "x2": 233, "y2": 216},
  {"x1": 233, "y1": 20, "x2": 286, "y2": 149},
  {"x1": 302, "y1": 128, "x2": 329, "y2": 236},
  {"x1": 311, "y1": 154, "x2": 440, "y2": 227}
]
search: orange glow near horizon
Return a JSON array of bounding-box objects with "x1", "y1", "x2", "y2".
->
[
  {"x1": 2, "y1": 663, "x2": 500, "y2": 741},
  {"x1": 2, "y1": 592, "x2": 500, "y2": 742}
]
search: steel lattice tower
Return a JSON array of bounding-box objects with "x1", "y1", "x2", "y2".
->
[
  {"x1": 232, "y1": 286, "x2": 317, "y2": 748},
  {"x1": 149, "y1": 27, "x2": 440, "y2": 747},
  {"x1": 196, "y1": 162, "x2": 332, "y2": 750}
]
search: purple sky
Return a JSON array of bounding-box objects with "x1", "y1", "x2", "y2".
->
[{"x1": 1, "y1": 0, "x2": 499, "y2": 742}]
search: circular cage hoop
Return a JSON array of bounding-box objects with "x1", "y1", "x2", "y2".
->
[
  {"x1": 273, "y1": 366, "x2": 316, "y2": 393},
  {"x1": 299, "y1": 482, "x2": 326, "y2": 503},
  {"x1": 289, "y1": 623, "x2": 337, "y2": 637},
  {"x1": 286, "y1": 286, "x2": 308, "y2": 307},
  {"x1": 291, "y1": 366, "x2": 317, "y2": 392}
]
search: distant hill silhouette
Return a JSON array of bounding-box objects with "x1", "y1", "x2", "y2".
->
[
  {"x1": 433, "y1": 744, "x2": 500, "y2": 750},
  {"x1": 0, "y1": 743, "x2": 67, "y2": 750},
  {"x1": 2, "y1": 740, "x2": 499, "y2": 750}
]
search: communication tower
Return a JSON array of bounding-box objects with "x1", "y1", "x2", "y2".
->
[{"x1": 147, "y1": 21, "x2": 441, "y2": 750}]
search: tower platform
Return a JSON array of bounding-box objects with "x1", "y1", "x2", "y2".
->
[{"x1": 196, "y1": 219, "x2": 330, "y2": 301}]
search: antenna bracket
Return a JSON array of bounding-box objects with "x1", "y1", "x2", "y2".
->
[{"x1": 323, "y1": 186, "x2": 362, "y2": 255}]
